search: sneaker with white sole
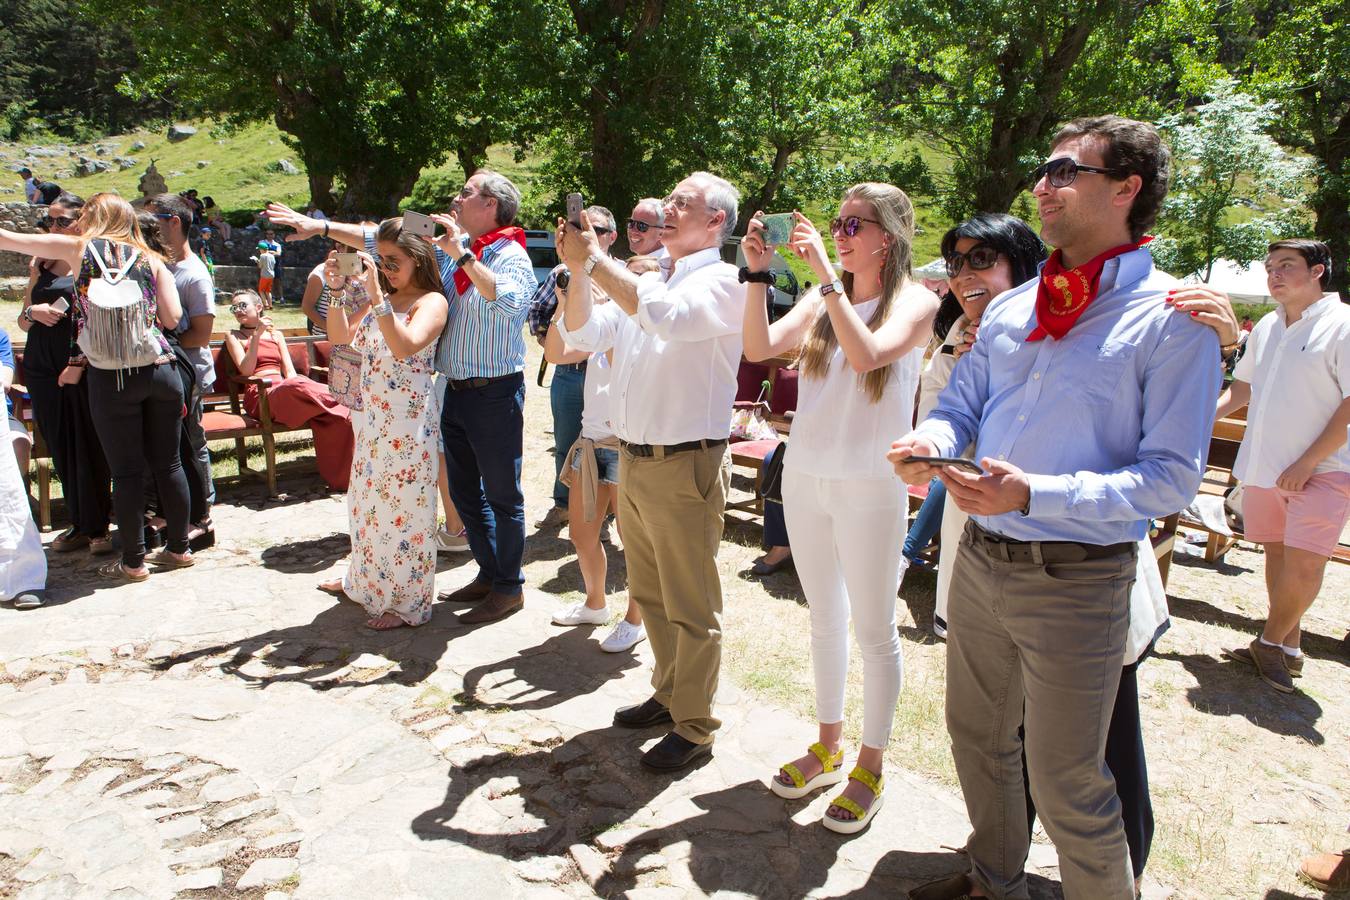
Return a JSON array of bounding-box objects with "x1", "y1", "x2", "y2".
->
[
  {"x1": 552, "y1": 601, "x2": 609, "y2": 626},
  {"x1": 600, "y1": 620, "x2": 646, "y2": 653},
  {"x1": 435, "y1": 527, "x2": 470, "y2": 554}
]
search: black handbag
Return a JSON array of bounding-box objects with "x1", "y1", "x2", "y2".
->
[{"x1": 758, "y1": 441, "x2": 787, "y2": 504}]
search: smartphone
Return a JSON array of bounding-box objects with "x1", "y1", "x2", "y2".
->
[
  {"x1": 905, "y1": 456, "x2": 984, "y2": 474},
  {"x1": 566, "y1": 192, "x2": 585, "y2": 229},
  {"x1": 335, "y1": 253, "x2": 361, "y2": 276},
  {"x1": 49, "y1": 296, "x2": 69, "y2": 313},
  {"x1": 401, "y1": 210, "x2": 436, "y2": 238},
  {"x1": 760, "y1": 212, "x2": 794, "y2": 246},
  {"x1": 555, "y1": 269, "x2": 571, "y2": 290}
]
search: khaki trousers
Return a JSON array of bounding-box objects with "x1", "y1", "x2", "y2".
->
[
  {"x1": 947, "y1": 523, "x2": 1136, "y2": 900},
  {"x1": 618, "y1": 443, "x2": 730, "y2": 744}
]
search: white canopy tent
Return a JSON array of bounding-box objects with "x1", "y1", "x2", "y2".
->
[{"x1": 1183, "y1": 259, "x2": 1275, "y2": 305}]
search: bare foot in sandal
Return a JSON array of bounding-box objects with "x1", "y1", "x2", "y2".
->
[
  {"x1": 98, "y1": 560, "x2": 149, "y2": 582},
  {"x1": 365, "y1": 612, "x2": 411, "y2": 631}
]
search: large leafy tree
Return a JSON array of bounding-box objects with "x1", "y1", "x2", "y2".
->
[{"x1": 88, "y1": 0, "x2": 536, "y2": 215}]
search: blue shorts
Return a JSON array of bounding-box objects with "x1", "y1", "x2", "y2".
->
[{"x1": 570, "y1": 445, "x2": 620, "y2": 485}]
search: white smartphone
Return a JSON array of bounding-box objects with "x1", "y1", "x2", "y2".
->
[
  {"x1": 49, "y1": 297, "x2": 70, "y2": 313},
  {"x1": 401, "y1": 210, "x2": 436, "y2": 238}
]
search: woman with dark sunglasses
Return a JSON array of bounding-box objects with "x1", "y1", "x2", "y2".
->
[
  {"x1": 742, "y1": 183, "x2": 939, "y2": 834},
  {"x1": 16, "y1": 191, "x2": 114, "y2": 556}
]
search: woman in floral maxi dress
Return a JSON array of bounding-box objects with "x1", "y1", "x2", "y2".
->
[{"x1": 316, "y1": 220, "x2": 448, "y2": 630}]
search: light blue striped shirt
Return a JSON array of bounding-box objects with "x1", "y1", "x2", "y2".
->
[
  {"x1": 365, "y1": 230, "x2": 536, "y2": 379},
  {"x1": 914, "y1": 248, "x2": 1222, "y2": 544}
]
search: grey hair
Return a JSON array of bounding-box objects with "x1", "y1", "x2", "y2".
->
[
  {"x1": 634, "y1": 197, "x2": 665, "y2": 226},
  {"x1": 584, "y1": 204, "x2": 617, "y2": 233},
  {"x1": 472, "y1": 168, "x2": 521, "y2": 226},
  {"x1": 690, "y1": 171, "x2": 739, "y2": 242}
]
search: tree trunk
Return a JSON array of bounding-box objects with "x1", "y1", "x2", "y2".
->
[
  {"x1": 743, "y1": 143, "x2": 797, "y2": 233},
  {"x1": 456, "y1": 142, "x2": 489, "y2": 180},
  {"x1": 1312, "y1": 177, "x2": 1350, "y2": 301},
  {"x1": 336, "y1": 166, "x2": 423, "y2": 219}
]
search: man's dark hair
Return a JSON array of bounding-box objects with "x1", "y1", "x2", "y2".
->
[
  {"x1": 36, "y1": 182, "x2": 63, "y2": 204},
  {"x1": 51, "y1": 191, "x2": 84, "y2": 210},
  {"x1": 18, "y1": 167, "x2": 32, "y2": 177},
  {"x1": 1268, "y1": 238, "x2": 1333, "y2": 290},
  {"x1": 1051, "y1": 116, "x2": 1171, "y2": 241},
  {"x1": 149, "y1": 192, "x2": 195, "y2": 232}
]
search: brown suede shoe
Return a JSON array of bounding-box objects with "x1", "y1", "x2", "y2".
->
[
  {"x1": 1226, "y1": 643, "x2": 1304, "y2": 677},
  {"x1": 1298, "y1": 849, "x2": 1350, "y2": 891},
  {"x1": 460, "y1": 591, "x2": 523, "y2": 624},
  {"x1": 907, "y1": 873, "x2": 975, "y2": 900},
  {"x1": 437, "y1": 580, "x2": 492, "y2": 604},
  {"x1": 1239, "y1": 638, "x2": 1295, "y2": 693}
]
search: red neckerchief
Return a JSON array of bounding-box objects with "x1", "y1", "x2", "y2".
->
[
  {"x1": 1026, "y1": 236, "x2": 1153, "y2": 342},
  {"x1": 453, "y1": 226, "x2": 526, "y2": 294}
]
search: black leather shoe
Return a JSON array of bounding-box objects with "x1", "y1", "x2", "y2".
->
[
  {"x1": 438, "y1": 580, "x2": 492, "y2": 604},
  {"x1": 907, "y1": 873, "x2": 975, "y2": 900},
  {"x1": 613, "y1": 697, "x2": 673, "y2": 729},
  {"x1": 641, "y1": 732, "x2": 712, "y2": 771},
  {"x1": 749, "y1": 553, "x2": 794, "y2": 577}
]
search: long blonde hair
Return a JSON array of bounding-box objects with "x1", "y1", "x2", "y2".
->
[
  {"x1": 78, "y1": 192, "x2": 162, "y2": 261},
  {"x1": 797, "y1": 183, "x2": 915, "y2": 404}
]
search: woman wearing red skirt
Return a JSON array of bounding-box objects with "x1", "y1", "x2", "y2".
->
[{"x1": 223, "y1": 290, "x2": 354, "y2": 490}]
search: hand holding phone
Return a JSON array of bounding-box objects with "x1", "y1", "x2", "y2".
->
[
  {"x1": 50, "y1": 296, "x2": 70, "y2": 313},
  {"x1": 335, "y1": 253, "x2": 361, "y2": 276},
  {"x1": 566, "y1": 192, "x2": 585, "y2": 230},
  {"x1": 401, "y1": 210, "x2": 436, "y2": 238}
]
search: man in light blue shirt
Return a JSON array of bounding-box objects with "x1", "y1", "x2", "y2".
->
[{"x1": 895, "y1": 117, "x2": 1221, "y2": 900}]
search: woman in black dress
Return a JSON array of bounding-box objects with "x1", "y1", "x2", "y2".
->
[{"x1": 17, "y1": 192, "x2": 113, "y2": 555}]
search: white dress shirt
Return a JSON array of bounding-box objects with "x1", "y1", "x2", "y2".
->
[
  {"x1": 1233, "y1": 294, "x2": 1350, "y2": 488},
  {"x1": 557, "y1": 246, "x2": 746, "y2": 445}
]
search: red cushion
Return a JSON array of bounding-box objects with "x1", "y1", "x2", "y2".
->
[
  {"x1": 287, "y1": 342, "x2": 311, "y2": 376},
  {"x1": 730, "y1": 438, "x2": 779, "y2": 462},
  {"x1": 312, "y1": 340, "x2": 332, "y2": 366},
  {"x1": 907, "y1": 482, "x2": 931, "y2": 500},
  {"x1": 212, "y1": 346, "x2": 233, "y2": 390},
  {"x1": 769, "y1": 368, "x2": 798, "y2": 416},
  {"x1": 201, "y1": 410, "x2": 257, "y2": 433},
  {"x1": 736, "y1": 360, "x2": 771, "y2": 403}
]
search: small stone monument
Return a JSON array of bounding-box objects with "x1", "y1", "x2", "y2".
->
[{"x1": 138, "y1": 159, "x2": 167, "y2": 198}]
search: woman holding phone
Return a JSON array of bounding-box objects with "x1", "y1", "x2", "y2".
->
[
  {"x1": 741, "y1": 183, "x2": 939, "y2": 833},
  {"x1": 16, "y1": 191, "x2": 113, "y2": 555},
  {"x1": 316, "y1": 219, "x2": 448, "y2": 630}
]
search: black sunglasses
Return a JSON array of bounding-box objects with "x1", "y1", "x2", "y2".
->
[
  {"x1": 38, "y1": 214, "x2": 78, "y2": 229},
  {"x1": 945, "y1": 244, "x2": 1002, "y2": 279},
  {"x1": 829, "y1": 215, "x2": 881, "y2": 238},
  {"x1": 1027, "y1": 157, "x2": 1125, "y2": 189},
  {"x1": 626, "y1": 219, "x2": 662, "y2": 234},
  {"x1": 594, "y1": 226, "x2": 614, "y2": 235}
]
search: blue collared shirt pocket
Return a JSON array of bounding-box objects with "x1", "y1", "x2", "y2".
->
[{"x1": 1063, "y1": 337, "x2": 1137, "y2": 406}]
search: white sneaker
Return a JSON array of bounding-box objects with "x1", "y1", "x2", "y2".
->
[
  {"x1": 435, "y1": 527, "x2": 470, "y2": 554},
  {"x1": 552, "y1": 601, "x2": 609, "y2": 626},
  {"x1": 600, "y1": 620, "x2": 646, "y2": 653}
]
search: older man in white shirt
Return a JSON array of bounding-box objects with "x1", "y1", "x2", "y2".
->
[{"x1": 556, "y1": 172, "x2": 745, "y2": 772}]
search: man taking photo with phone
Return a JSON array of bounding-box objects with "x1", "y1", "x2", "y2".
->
[{"x1": 891, "y1": 117, "x2": 1221, "y2": 900}]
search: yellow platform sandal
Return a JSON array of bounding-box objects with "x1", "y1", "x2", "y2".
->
[
  {"x1": 822, "y1": 764, "x2": 884, "y2": 834},
  {"x1": 769, "y1": 741, "x2": 846, "y2": 800}
]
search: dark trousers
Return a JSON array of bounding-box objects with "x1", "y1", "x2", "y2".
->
[
  {"x1": 441, "y1": 373, "x2": 526, "y2": 594},
  {"x1": 25, "y1": 370, "x2": 111, "y2": 537},
  {"x1": 181, "y1": 391, "x2": 214, "y2": 522},
  {"x1": 87, "y1": 363, "x2": 190, "y2": 567},
  {"x1": 549, "y1": 363, "x2": 586, "y2": 507},
  {"x1": 1024, "y1": 660, "x2": 1153, "y2": 880}
]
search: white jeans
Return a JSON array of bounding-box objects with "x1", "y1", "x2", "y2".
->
[
  {"x1": 0, "y1": 439, "x2": 45, "y2": 599},
  {"x1": 783, "y1": 468, "x2": 905, "y2": 749}
]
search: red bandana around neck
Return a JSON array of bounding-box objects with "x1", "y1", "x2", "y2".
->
[
  {"x1": 1026, "y1": 236, "x2": 1153, "y2": 342},
  {"x1": 453, "y1": 225, "x2": 526, "y2": 294}
]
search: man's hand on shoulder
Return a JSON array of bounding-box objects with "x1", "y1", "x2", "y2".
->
[{"x1": 941, "y1": 458, "x2": 1031, "y2": 516}]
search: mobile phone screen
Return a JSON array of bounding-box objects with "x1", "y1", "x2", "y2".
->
[
  {"x1": 760, "y1": 213, "x2": 793, "y2": 246},
  {"x1": 336, "y1": 253, "x2": 361, "y2": 276}
]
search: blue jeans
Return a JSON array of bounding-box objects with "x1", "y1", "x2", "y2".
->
[
  {"x1": 902, "y1": 478, "x2": 945, "y2": 560},
  {"x1": 549, "y1": 363, "x2": 586, "y2": 506},
  {"x1": 441, "y1": 373, "x2": 526, "y2": 595}
]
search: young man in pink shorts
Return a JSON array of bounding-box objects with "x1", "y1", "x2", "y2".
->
[{"x1": 1217, "y1": 238, "x2": 1350, "y2": 693}]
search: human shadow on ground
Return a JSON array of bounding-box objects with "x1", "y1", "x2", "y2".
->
[
  {"x1": 452, "y1": 626, "x2": 639, "y2": 714},
  {"x1": 1170, "y1": 546, "x2": 1256, "y2": 576},
  {"x1": 829, "y1": 849, "x2": 1064, "y2": 899},
  {"x1": 259, "y1": 532, "x2": 350, "y2": 574},
  {"x1": 1152, "y1": 649, "x2": 1324, "y2": 743},
  {"x1": 1165, "y1": 593, "x2": 1349, "y2": 666},
  {"x1": 150, "y1": 594, "x2": 467, "y2": 690}
]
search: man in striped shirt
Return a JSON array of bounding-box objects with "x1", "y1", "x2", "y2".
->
[{"x1": 265, "y1": 170, "x2": 537, "y2": 624}]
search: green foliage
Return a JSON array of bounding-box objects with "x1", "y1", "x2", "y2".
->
[{"x1": 1152, "y1": 78, "x2": 1309, "y2": 279}]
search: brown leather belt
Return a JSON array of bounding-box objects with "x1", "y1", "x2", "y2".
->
[
  {"x1": 620, "y1": 437, "x2": 727, "y2": 458},
  {"x1": 966, "y1": 521, "x2": 1135, "y2": 564},
  {"x1": 447, "y1": 373, "x2": 516, "y2": 391}
]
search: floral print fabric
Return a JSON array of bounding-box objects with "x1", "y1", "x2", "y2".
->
[{"x1": 342, "y1": 311, "x2": 440, "y2": 625}]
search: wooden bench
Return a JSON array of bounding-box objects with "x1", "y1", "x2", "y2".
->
[{"x1": 728, "y1": 354, "x2": 798, "y2": 515}]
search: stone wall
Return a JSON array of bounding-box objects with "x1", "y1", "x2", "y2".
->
[{"x1": 0, "y1": 202, "x2": 48, "y2": 277}]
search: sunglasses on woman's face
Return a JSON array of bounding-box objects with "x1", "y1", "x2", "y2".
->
[
  {"x1": 39, "y1": 215, "x2": 78, "y2": 229},
  {"x1": 230, "y1": 302, "x2": 251, "y2": 313},
  {"x1": 945, "y1": 244, "x2": 1002, "y2": 279},
  {"x1": 829, "y1": 215, "x2": 880, "y2": 238},
  {"x1": 1027, "y1": 156, "x2": 1124, "y2": 190},
  {"x1": 626, "y1": 219, "x2": 660, "y2": 234},
  {"x1": 378, "y1": 257, "x2": 402, "y2": 273}
]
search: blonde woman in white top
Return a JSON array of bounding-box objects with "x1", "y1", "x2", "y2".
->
[{"x1": 741, "y1": 183, "x2": 938, "y2": 833}]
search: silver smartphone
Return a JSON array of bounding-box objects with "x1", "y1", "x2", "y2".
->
[
  {"x1": 905, "y1": 456, "x2": 984, "y2": 474},
  {"x1": 566, "y1": 192, "x2": 584, "y2": 229},
  {"x1": 335, "y1": 253, "x2": 361, "y2": 276},
  {"x1": 401, "y1": 210, "x2": 436, "y2": 237},
  {"x1": 49, "y1": 296, "x2": 69, "y2": 313}
]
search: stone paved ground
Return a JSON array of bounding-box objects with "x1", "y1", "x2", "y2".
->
[{"x1": 0, "y1": 481, "x2": 1109, "y2": 900}]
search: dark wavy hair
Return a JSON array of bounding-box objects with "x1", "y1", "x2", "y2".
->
[
  {"x1": 1051, "y1": 116, "x2": 1171, "y2": 241},
  {"x1": 934, "y1": 213, "x2": 1047, "y2": 337}
]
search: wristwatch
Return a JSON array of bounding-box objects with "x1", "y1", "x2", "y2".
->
[
  {"x1": 820, "y1": 278, "x2": 845, "y2": 298},
  {"x1": 456, "y1": 250, "x2": 475, "y2": 268},
  {"x1": 583, "y1": 254, "x2": 602, "y2": 275},
  {"x1": 738, "y1": 267, "x2": 774, "y2": 285}
]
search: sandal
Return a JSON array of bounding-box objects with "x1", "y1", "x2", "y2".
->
[
  {"x1": 769, "y1": 741, "x2": 846, "y2": 799},
  {"x1": 146, "y1": 549, "x2": 195, "y2": 569},
  {"x1": 98, "y1": 560, "x2": 149, "y2": 582},
  {"x1": 51, "y1": 528, "x2": 89, "y2": 553},
  {"x1": 822, "y1": 764, "x2": 884, "y2": 835},
  {"x1": 89, "y1": 534, "x2": 115, "y2": 556}
]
